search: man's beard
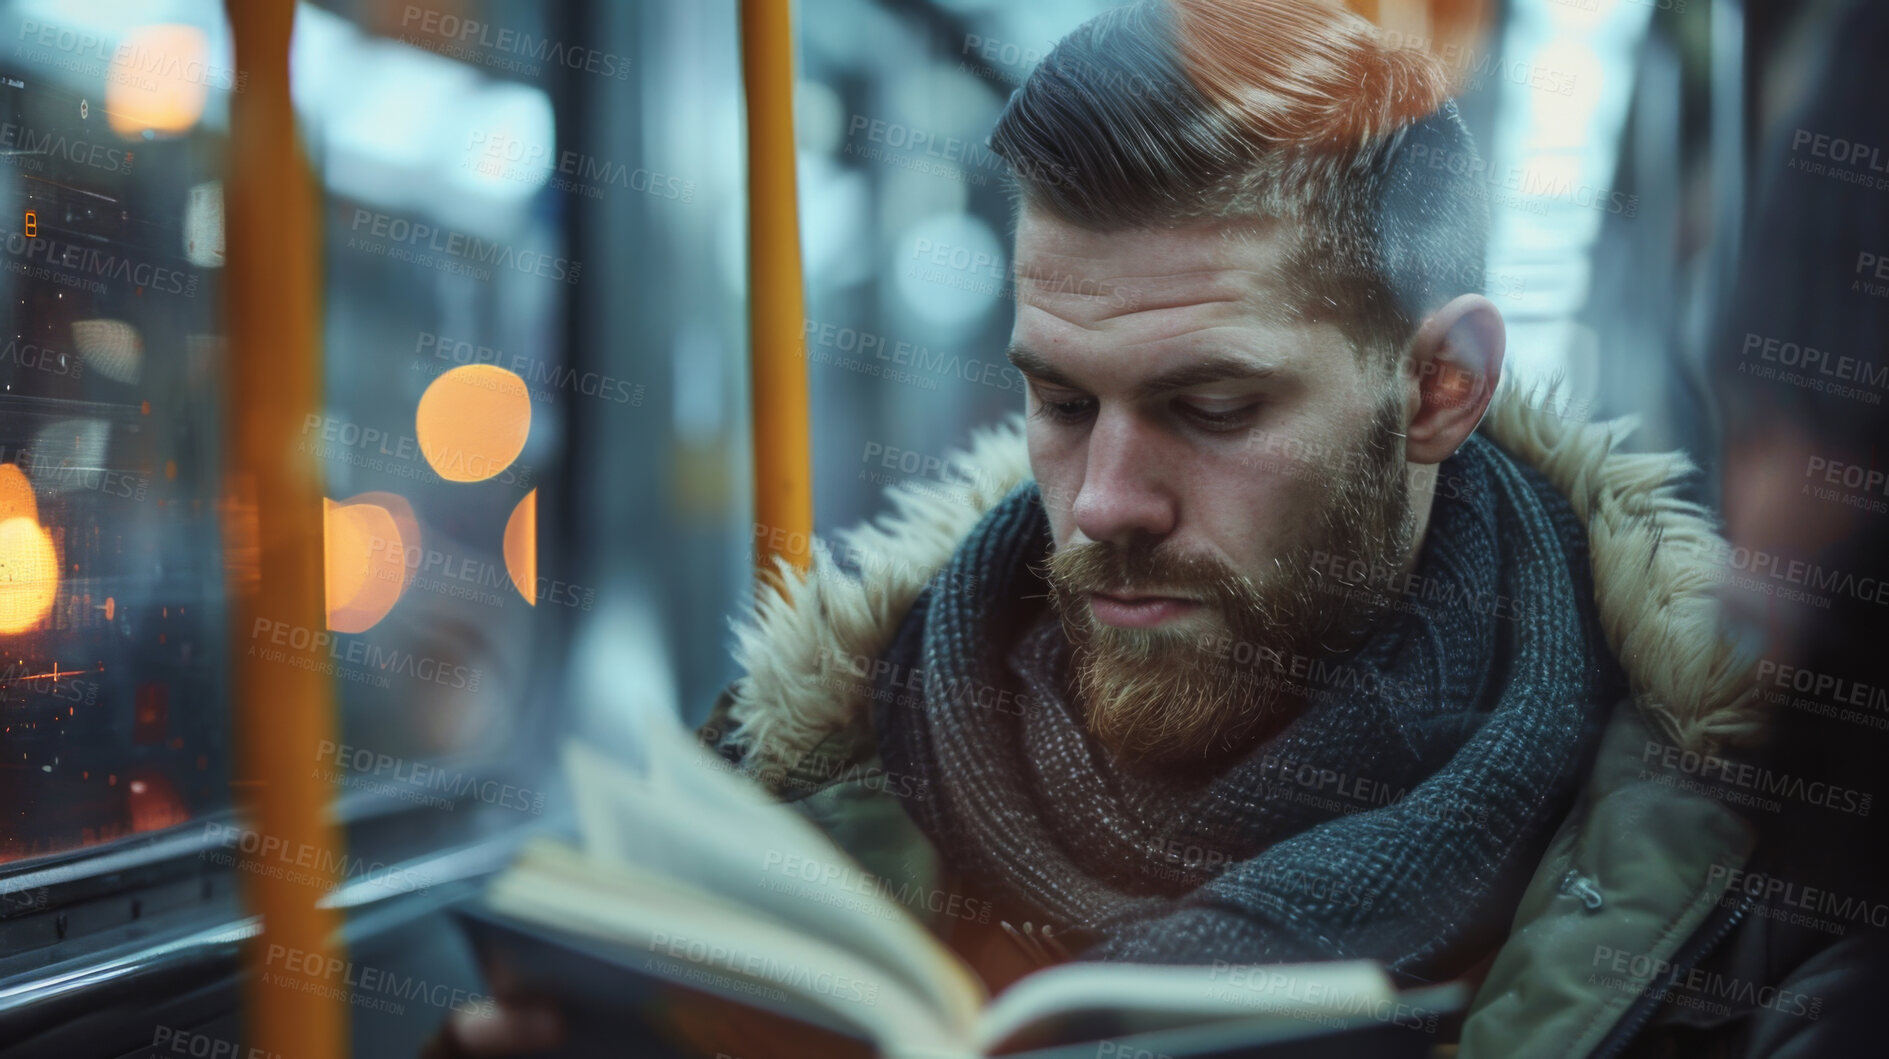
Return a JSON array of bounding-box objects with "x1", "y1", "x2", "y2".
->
[{"x1": 1041, "y1": 394, "x2": 1417, "y2": 769}]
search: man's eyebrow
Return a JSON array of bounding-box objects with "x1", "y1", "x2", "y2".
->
[
  {"x1": 1128, "y1": 355, "x2": 1278, "y2": 400},
  {"x1": 1006, "y1": 345, "x2": 1277, "y2": 399},
  {"x1": 1005, "y1": 345, "x2": 1080, "y2": 390}
]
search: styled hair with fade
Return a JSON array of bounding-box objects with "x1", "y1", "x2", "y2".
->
[{"x1": 989, "y1": 0, "x2": 1490, "y2": 369}]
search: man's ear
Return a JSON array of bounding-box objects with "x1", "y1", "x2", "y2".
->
[{"x1": 1402, "y1": 294, "x2": 1505, "y2": 465}]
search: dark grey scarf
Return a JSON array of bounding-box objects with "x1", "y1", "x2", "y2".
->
[{"x1": 874, "y1": 434, "x2": 1625, "y2": 982}]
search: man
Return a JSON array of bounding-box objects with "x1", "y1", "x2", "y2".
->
[
  {"x1": 440, "y1": 1, "x2": 1846, "y2": 1056},
  {"x1": 702, "y1": 0, "x2": 1807, "y2": 1054}
]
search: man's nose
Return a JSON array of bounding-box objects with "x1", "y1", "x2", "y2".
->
[{"x1": 1071, "y1": 409, "x2": 1177, "y2": 545}]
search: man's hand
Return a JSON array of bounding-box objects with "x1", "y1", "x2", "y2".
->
[{"x1": 421, "y1": 997, "x2": 564, "y2": 1058}]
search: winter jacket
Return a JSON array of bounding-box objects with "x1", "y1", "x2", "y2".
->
[{"x1": 700, "y1": 389, "x2": 1881, "y2": 1057}]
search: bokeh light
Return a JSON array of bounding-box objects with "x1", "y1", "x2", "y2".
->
[
  {"x1": 71, "y1": 320, "x2": 145, "y2": 385},
  {"x1": 504, "y1": 488, "x2": 537, "y2": 606},
  {"x1": 126, "y1": 771, "x2": 190, "y2": 833},
  {"x1": 106, "y1": 24, "x2": 211, "y2": 138},
  {"x1": 415, "y1": 365, "x2": 531, "y2": 483},
  {"x1": 0, "y1": 464, "x2": 38, "y2": 524},
  {"x1": 0, "y1": 517, "x2": 60, "y2": 635},
  {"x1": 323, "y1": 497, "x2": 407, "y2": 634}
]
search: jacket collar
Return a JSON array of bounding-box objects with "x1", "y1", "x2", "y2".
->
[{"x1": 723, "y1": 385, "x2": 1765, "y2": 780}]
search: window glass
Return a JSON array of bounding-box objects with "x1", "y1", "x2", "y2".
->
[
  {"x1": 0, "y1": 8, "x2": 234, "y2": 863},
  {"x1": 294, "y1": 0, "x2": 569, "y2": 789}
]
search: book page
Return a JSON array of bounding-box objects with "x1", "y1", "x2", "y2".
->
[
  {"x1": 490, "y1": 836, "x2": 976, "y2": 1057},
  {"x1": 562, "y1": 728, "x2": 985, "y2": 1037},
  {"x1": 972, "y1": 959, "x2": 1396, "y2": 1055}
]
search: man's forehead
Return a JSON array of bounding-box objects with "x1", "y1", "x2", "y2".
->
[{"x1": 1011, "y1": 208, "x2": 1311, "y2": 325}]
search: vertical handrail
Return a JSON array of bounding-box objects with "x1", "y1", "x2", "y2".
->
[
  {"x1": 740, "y1": 0, "x2": 814, "y2": 585},
  {"x1": 223, "y1": 2, "x2": 347, "y2": 1056}
]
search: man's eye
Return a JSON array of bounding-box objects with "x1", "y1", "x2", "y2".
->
[
  {"x1": 1176, "y1": 401, "x2": 1257, "y2": 431},
  {"x1": 1032, "y1": 394, "x2": 1096, "y2": 425}
]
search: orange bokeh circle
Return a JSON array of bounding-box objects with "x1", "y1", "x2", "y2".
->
[{"x1": 415, "y1": 365, "x2": 531, "y2": 483}]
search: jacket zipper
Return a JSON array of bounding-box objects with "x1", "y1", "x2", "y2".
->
[{"x1": 1588, "y1": 885, "x2": 1755, "y2": 1059}]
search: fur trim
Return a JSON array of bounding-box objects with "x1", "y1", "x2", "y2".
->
[
  {"x1": 1480, "y1": 381, "x2": 1765, "y2": 755},
  {"x1": 724, "y1": 420, "x2": 1034, "y2": 783},
  {"x1": 723, "y1": 388, "x2": 1764, "y2": 782}
]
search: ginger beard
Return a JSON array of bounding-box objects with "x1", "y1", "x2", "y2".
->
[{"x1": 1043, "y1": 389, "x2": 1417, "y2": 767}]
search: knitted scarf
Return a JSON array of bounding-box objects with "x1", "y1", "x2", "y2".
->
[{"x1": 873, "y1": 434, "x2": 1625, "y2": 982}]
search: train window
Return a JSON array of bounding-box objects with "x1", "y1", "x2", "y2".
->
[
  {"x1": 294, "y1": 1, "x2": 571, "y2": 821},
  {"x1": 0, "y1": 0, "x2": 583, "y2": 876},
  {"x1": 1, "y1": 10, "x2": 233, "y2": 864}
]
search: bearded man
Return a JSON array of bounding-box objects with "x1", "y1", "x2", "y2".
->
[
  {"x1": 689, "y1": 2, "x2": 1842, "y2": 1056},
  {"x1": 434, "y1": 2, "x2": 1854, "y2": 1058}
]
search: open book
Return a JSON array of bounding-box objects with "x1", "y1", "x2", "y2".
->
[{"x1": 460, "y1": 719, "x2": 1460, "y2": 1059}]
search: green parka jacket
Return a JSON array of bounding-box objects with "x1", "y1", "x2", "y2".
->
[{"x1": 702, "y1": 389, "x2": 1878, "y2": 1058}]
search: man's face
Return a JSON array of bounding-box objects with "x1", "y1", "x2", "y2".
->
[{"x1": 1010, "y1": 206, "x2": 1415, "y2": 766}]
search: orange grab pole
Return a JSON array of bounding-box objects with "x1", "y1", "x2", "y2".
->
[
  {"x1": 223, "y1": 1, "x2": 347, "y2": 1056},
  {"x1": 740, "y1": 0, "x2": 814, "y2": 587}
]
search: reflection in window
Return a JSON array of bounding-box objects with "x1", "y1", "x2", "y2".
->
[{"x1": 0, "y1": 5, "x2": 231, "y2": 860}]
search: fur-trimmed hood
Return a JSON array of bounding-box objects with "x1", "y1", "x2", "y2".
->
[{"x1": 723, "y1": 387, "x2": 1764, "y2": 782}]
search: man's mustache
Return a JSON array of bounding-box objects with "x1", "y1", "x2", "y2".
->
[{"x1": 1044, "y1": 539, "x2": 1249, "y2": 602}]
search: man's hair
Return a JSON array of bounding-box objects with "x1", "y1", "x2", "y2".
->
[{"x1": 989, "y1": 0, "x2": 1489, "y2": 369}]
